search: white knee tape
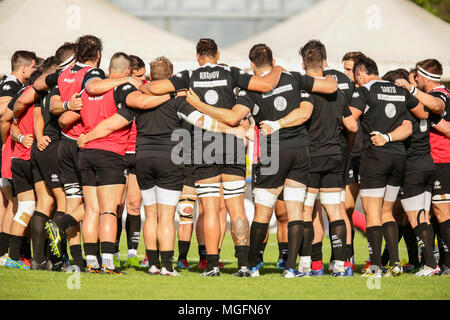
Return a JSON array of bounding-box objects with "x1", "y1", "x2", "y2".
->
[
  {"x1": 319, "y1": 192, "x2": 341, "y2": 205},
  {"x1": 222, "y1": 180, "x2": 246, "y2": 199},
  {"x1": 141, "y1": 187, "x2": 156, "y2": 206},
  {"x1": 156, "y1": 186, "x2": 181, "y2": 206},
  {"x1": 432, "y1": 193, "x2": 450, "y2": 204},
  {"x1": 340, "y1": 190, "x2": 346, "y2": 203},
  {"x1": 360, "y1": 187, "x2": 386, "y2": 198},
  {"x1": 283, "y1": 186, "x2": 306, "y2": 202},
  {"x1": 400, "y1": 193, "x2": 426, "y2": 212},
  {"x1": 195, "y1": 183, "x2": 221, "y2": 198},
  {"x1": 384, "y1": 185, "x2": 400, "y2": 202},
  {"x1": 253, "y1": 188, "x2": 277, "y2": 208},
  {"x1": 13, "y1": 201, "x2": 36, "y2": 227},
  {"x1": 304, "y1": 192, "x2": 319, "y2": 207},
  {"x1": 424, "y1": 191, "x2": 431, "y2": 211},
  {"x1": 0, "y1": 178, "x2": 11, "y2": 188},
  {"x1": 177, "y1": 194, "x2": 196, "y2": 223},
  {"x1": 64, "y1": 183, "x2": 83, "y2": 199}
]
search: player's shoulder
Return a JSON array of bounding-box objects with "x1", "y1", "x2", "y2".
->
[{"x1": 0, "y1": 74, "x2": 21, "y2": 91}]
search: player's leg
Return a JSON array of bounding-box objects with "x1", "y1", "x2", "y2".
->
[
  {"x1": 311, "y1": 200, "x2": 325, "y2": 275},
  {"x1": 176, "y1": 185, "x2": 196, "y2": 269},
  {"x1": 0, "y1": 183, "x2": 14, "y2": 265},
  {"x1": 0, "y1": 181, "x2": 8, "y2": 262},
  {"x1": 218, "y1": 189, "x2": 227, "y2": 267},
  {"x1": 275, "y1": 198, "x2": 288, "y2": 269},
  {"x1": 298, "y1": 188, "x2": 318, "y2": 275},
  {"x1": 195, "y1": 201, "x2": 207, "y2": 269},
  {"x1": 124, "y1": 173, "x2": 142, "y2": 268}
]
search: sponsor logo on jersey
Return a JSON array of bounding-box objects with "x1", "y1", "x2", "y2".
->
[
  {"x1": 122, "y1": 84, "x2": 132, "y2": 91},
  {"x1": 204, "y1": 89, "x2": 219, "y2": 105},
  {"x1": 420, "y1": 119, "x2": 428, "y2": 133},
  {"x1": 2, "y1": 84, "x2": 11, "y2": 91},
  {"x1": 352, "y1": 92, "x2": 360, "y2": 98},
  {"x1": 51, "y1": 174, "x2": 59, "y2": 182},
  {"x1": 434, "y1": 180, "x2": 441, "y2": 190},
  {"x1": 238, "y1": 90, "x2": 246, "y2": 97},
  {"x1": 63, "y1": 78, "x2": 76, "y2": 84},
  {"x1": 90, "y1": 70, "x2": 100, "y2": 75},
  {"x1": 384, "y1": 103, "x2": 396, "y2": 118},
  {"x1": 252, "y1": 104, "x2": 260, "y2": 116},
  {"x1": 88, "y1": 95, "x2": 104, "y2": 101},
  {"x1": 274, "y1": 96, "x2": 287, "y2": 111}
]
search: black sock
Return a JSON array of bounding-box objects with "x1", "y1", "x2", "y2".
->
[
  {"x1": 20, "y1": 236, "x2": 32, "y2": 260},
  {"x1": 299, "y1": 221, "x2": 314, "y2": 257},
  {"x1": 198, "y1": 245, "x2": 206, "y2": 260},
  {"x1": 83, "y1": 242, "x2": 98, "y2": 257},
  {"x1": 115, "y1": 217, "x2": 122, "y2": 253},
  {"x1": 382, "y1": 221, "x2": 400, "y2": 264},
  {"x1": 286, "y1": 221, "x2": 304, "y2": 270},
  {"x1": 404, "y1": 223, "x2": 419, "y2": 267},
  {"x1": 206, "y1": 254, "x2": 219, "y2": 271},
  {"x1": 278, "y1": 242, "x2": 288, "y2": 261},
  {"x1": 311, "y1": 242, "x2": 323, "y2": 262},
  {"x1": 160, "y1": 250, "x2": 174, "y2": 272},
  {"x1": 235, "y1": 245, "x2": 249, "y2": 269},
  {"x1": 70, "y1": 244, "x2": 84, "y2": 268},
  {"x1": 126, "y1": 214, "x2": 141, "y2": 251},
  {"x1": 0, "y1": 232, "x2": 11, "y2": 256},
  {"x1": 9, "y1": 235, "x2": 23, "y2": 261},
  {"x1": 439, "y1": 219, "x2": 450, "y2": 267},
  {"x1": 258, "y1": 242, "x2": 267, "y2": 262},
  {"x1": 330, "y1": 220, "x2": 347, "y2": 262},
  {"x1": 381, "y1": 245, "x2": 390, "y2": 266},
  {"x1": 414, "y1": 223, "x2": 437, "y2": 269},
  {"x1": 30, "y1": 211, "x2": 49, "y2": 263},
  {"x1": 329, "y1": 224, "x2": 334, "y2": 262},
  {"x1": 146, "y1": 250, "x2": 160, "y2": 268},
  {"x1": 431, "y1": 216, "x2": 445, "y2": 267},
  {"x1": 366, "y1": 226, "x2": 383, "y2": 269},
  {"x1": 249, "y1": 222, "x2": 268, "y2": 268},
  {"x1": 178, "y1": 240, "x2": 191, "y2": 261},
  {"x1": 53, "y1": 211, "x2": 67, "y2": 257},
  {"x1": 346, "y1": 244, "x2": 353, "y2": 262},
  {"x1": 351, "y1": 229, "x2": 355, "y2": 258},
  {"x1": 55, "y1": 214, "x2": 78, "y2": 232}
]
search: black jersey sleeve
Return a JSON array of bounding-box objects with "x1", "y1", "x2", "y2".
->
[
  {"x1": 169, "y1": 70, "x2": 190, "y2": 91},
  {"x1": 0, "y1": 81, "x2": 21, "y2": 98},
  {"x1": 349, "y1": 86, "x2": 368, "y2": 112},
  {"x1": 117, "y1": 106, "x2": 136, "y2": 123},
  {"x1": 430, "y1": 90, "x2": 449, "y2": 106},
  {"x1": 230, "y1": 67, "x2": 252, "y2": 90},
  {"x1": 429, "y1": 111, "x2": 444, "y2": 127},
  {"x1": 236, "y1": 89, "x2": 255, "y2": 109},
  {"x1": 81, "y1": 68, "x2": 106, "y2": 90},
  {"x1": 290, "y1": 72, "x2": 315, "y2": 92},
  {"x1": 300, "y1": 90, "x2": 314, "y2": 105},
  {"x1": 343, "y1": 104, "x2": 352, "y2": 118},
  {"x1": 114, "y1": 84, "x2": 138, "y2": 109},
  {"x1": 44, "y1": 69, "x2": 63, "y2": 88}
]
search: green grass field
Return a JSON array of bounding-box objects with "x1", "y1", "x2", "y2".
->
[{"x1": 0, "y1": 231, "x2": 448, "y2": 300}]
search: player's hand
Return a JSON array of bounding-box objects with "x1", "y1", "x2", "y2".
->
[
  {"x1": 68, "y1": 93, "x2": 83, "y2": 111},
  {"x1": 370, "y1": 131, "x2": 388, "y2": 147},
  {"x1": 127, "y1": 77, "x2": 143, "y2": 90},
  {"x1": 395, "y1": 79, "x2": 412, "y2": 92},
  {"x1": 21, "y1": 134, "x2": 34, "y2": 149},
  {"x1": 176, "y1": 89, "x2": 187, "y2": 97},
  {"x1": 77, "y1": 134, "x2": 86, "y2": 148},
  {"x1": 186, "y1": 88, "x2": 202, "y2": 108},
  {"x1": 259, "y1": 120, "x2": 281, "y2": 136},
  {"x1": 37, "y1": 136, "x2": 51, "y2": 151}
]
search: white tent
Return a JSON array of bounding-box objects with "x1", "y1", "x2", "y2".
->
[
  {"x1": 0, "y1": 0, "x2": 237, "y2": 74},
  {"x1": 227, "y1": 0, "x2": 450, "y2": 80}
]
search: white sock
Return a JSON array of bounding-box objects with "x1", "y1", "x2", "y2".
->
[
  {"x1": 86, "y1": 255, "x2": 99, "y2": 268},
  {"x1": 128, "y1": 249, "x2": 137, "y2": 258},
  {"x1": 102, "y1": 253, "x2": 114, "y2": 269},
  {"x1": 299, "y1": 256, "x2": 312, "y2": 272},
  {"x1": 334, "y1": 260, "x2": 345, "y2": 273}
]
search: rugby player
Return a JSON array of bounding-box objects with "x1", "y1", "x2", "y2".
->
[
  {"x1": 0, "y1": 51, "x2": 37, "y2": 265},
  {"x1": 141, "y1": 38, "x2": 286, "y2": 276},
  {"x1": 395, "y1": 59, "x2": 450, "y2": 275},
  {"x1": 349, "y1": 56, "x2": 423, "y2": 277},
  {"x1": 77, "y1": 56, "x2": 247, "y2": 276}
]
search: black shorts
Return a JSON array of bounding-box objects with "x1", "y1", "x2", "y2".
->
[
  {"x1": 11, "y1": 158, "x2": 34, "y2": 195},
  {"x1": 58, "y1": 138, "x2": 81, "y2": 186},
  {"x1": 359, "y1": 149, "x2": 406, "y2": 190},
  {"x1": 194, "y1": 163, "x2": 246, "y2": 182},
  {"x1": 31, "y1": 140, "x2": 62, "y2": 189},
  {"x1": 342, "y1": 146, "x2": 358, "y2": 186},
  {"x1": 253, "y1": 146, "x2": 310, "y2": 189},
  {"x1": 309, "y1": 155, "x2": 343, "y2": 189},
  {"x1": 136, "y1": 157, "x2": 184, "y2": 191},
  {"x1": 350, "y1": 156, "x2": 361, "y2": 184},
  {"x1": 183, "y1": 164, "x2": 196, "y2": 188},
  {"x1": 125, "y1": 153, "x2": 136, "y2": 175},
  {"x1": 78, "y1": 149, "x2": 127, "y2": 187},
  {"x1": 399, "y1": 168, "x2": 435, "y2": 199},
  {"x1": 432, "y1": 163, "x2": 450, "y2": 197}
]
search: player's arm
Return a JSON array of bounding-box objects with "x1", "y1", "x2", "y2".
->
[
  {"x1": 58, "y1": 111, "x2": 80, "y2": 130},
  {"x1": 185, "y1": 88, "x2": 250, "y2": 126},
  {"x1": 0, "y1": 96, "x2": 12, "y2": 118},
  {"x1": 259, "y1": 100, "x2": 313, "y2": 135},
  {"x1": 125, "y1": 90, "x2": 171, "y2": 110},
  {"x1": 311, "y1": 76, "x2": 338, "y2": 94},
  {"x1": 433, "y1": 119, "x2": 450, "y2": 138},
  {"x1": 395, "y1": 79, "x2": 445, "y2": 114},
  {"x1": 247, "y1": 66, "x2": 283, "y2": 92},
  {"x1": 342, "y1": 104, "x2": 358, "y2": 133},
  {"x1": 77, "y1": 113, "x2": 129, "y2": 148},
  {"x1": 143, "y1": 79, "x2": 177, "y2": 95},
  {"x1": 50, "y1": 92, "x2": 83, "y2": 115},
  {"x1": 370, "y1": 119, "x2": 412, "y2": 147},
  {"x1": 0, "y1": 108, "x2": 13, "y2": 144},
  {"x1": 33, "y1": 106, "x2": 51, "y2": 151}
]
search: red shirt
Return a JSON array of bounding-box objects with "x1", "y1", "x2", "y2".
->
[
  {"x1": 1, "y1": 134, "x2": 14, "y2": 179},
  {"x1": 80, "y1": 87, "x2": 131, "y2": 156},
  {"x1": 12, "y1": 87, "x2": 34, "y2": 161},
  {"x1": 58, "y1": 64, "x2": 93, "y2": 140},
  {"x1": 429, "y1": 86, "x2": 450, "y2": 164}
]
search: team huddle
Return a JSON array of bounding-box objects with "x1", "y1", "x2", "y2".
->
[{"x1": 0, "y1": 35, "x2": 449, "y2": 279}]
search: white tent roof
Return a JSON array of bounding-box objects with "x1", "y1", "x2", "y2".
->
[
  {"x1": 0, "y1": 0, "x2": 237, "y2": 74},
  {"x1": 227, "y1": 0, "x2": 450, "y2": 79}
]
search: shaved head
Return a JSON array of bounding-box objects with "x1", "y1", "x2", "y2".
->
[{"x1": 109, "y1": 52, "x2": 131, "y2": 74}]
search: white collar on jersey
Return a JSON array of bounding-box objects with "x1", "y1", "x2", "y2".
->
[
  {"x1": 4, "y1": 73, "x2": 18, "y2": 82},
  {"x1": 362, "y1": 79, "x2": 390, "y2": 90},
  {"x1": 201, "y1": 62, "x2": 218, "y2": 68},
  {"x1": 260, "y1": 70, "x2": 270, "y2": 77}
]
